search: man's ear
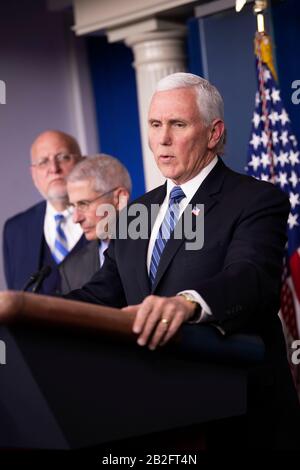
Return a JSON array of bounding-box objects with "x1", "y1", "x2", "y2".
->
[
  {"x1": 207, "y1": 119, "x2": 225, "y2": 150},
  {"x1": 30, "y1": 166, "x2": 38, "y2": 188},
  {"x1": 114, "y1": 188, "x2": 129, "y2": 211}
]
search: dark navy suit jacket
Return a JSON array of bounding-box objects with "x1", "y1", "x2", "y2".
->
[
  {"x1": 66, "y1": 158, "x2": 289, "y2": 343},
  {"x1": 3, "y1": 201, "x2": 87, "y2": 293},
  {"x1": 59, "y1": 240, "x2": 100, "y2": 294}
]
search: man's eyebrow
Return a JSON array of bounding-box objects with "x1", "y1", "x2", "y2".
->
[
  {"x1": 169, "y1": 118, "x2": 187, "y2": 123},
  {"x1": 69, "y1": 199, "x2": 88, "y2": 204},
  {"x1": 148, "y1": 118, "x2": 187, "y2": 123}
]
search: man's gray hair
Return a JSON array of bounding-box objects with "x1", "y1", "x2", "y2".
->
[
  {"x1": 155, "y1": 73, "x2": 226, "y2": 153},
  {"x1": 67, "y1": 154, "x2": 132, "y2": 195}
]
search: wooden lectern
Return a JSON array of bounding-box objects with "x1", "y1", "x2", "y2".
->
[{"x1": 0, "y1": 291, "x2": 265, "y2": 450}]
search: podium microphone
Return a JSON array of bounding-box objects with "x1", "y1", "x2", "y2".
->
[
  {"x1": 32, "y1": 265, "x2": 52, "y2": 293},
  {"x1": 22, "y1": 266, "x2": 52, "y2": 293}
]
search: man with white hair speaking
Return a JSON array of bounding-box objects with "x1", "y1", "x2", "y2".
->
[
  {"x1": 65, "y1": 73, "x2": 299, "y2": 448},
  {"x1": 60, "y1": 154, "x2": 131, "y2": 293}
]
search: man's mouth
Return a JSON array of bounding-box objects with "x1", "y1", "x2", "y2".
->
[
  {"x1": 49, "y1": 177, "x2": 65, "y2": 184},
  {"x1": 158, "y1": 155, "x2": 175, "y2": 162}
]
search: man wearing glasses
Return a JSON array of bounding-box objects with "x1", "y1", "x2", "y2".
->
[
  {"x1": 3, "y1": 130, "x2": 86, "y2": 294},
  {"x1": 59, "y1": 154, "x2": 131, "y2": 293}
]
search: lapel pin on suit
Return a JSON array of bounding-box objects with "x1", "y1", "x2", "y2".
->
[{"x1": 192, "y1": 206, "x2": 201, "y2": 216}]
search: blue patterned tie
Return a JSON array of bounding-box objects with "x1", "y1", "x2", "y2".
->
[
  {"x1": 53, "y1": 214, "x2": 69, "y2": 264},
  {"x1": 149, "y1": 186, "x2": 186, "y2": 286}
]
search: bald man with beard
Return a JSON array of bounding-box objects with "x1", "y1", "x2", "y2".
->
[{"x1": 3, "y1": 130, "x2": 87, "y2": 294}]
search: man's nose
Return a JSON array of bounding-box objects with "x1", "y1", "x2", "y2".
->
[
  {"x1": 48, "y1": 158, "x2": 61, "y2": 173},
  {"x1": 72, "y1": 208, "x2": 84, "y2": 224},
  {"x1": 160, "y1": 126, "x2": 172, "y2": 145}
]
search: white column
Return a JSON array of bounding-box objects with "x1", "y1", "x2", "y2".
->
[{"x1": 126, "y1": 29, "x2": 187, "y2": 191}]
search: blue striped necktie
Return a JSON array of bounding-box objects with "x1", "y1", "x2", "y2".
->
[
  {"x1": 53, "y1": 214, "x2": 69, "y2": 264},
  {"x1": 149, "y1": 186, "x2": 186, "y2": 286}
]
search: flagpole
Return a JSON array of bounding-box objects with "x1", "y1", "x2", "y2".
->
[
  {"x1": 252, "y1": 0, "x2": 279, "y2": 182},
  {"x1": 253, "y1": 0, "x2": 268, "y2": 32}
]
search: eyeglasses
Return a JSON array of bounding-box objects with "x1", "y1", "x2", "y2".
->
[
  {"x1": 68, "y1": 187, "x2": 118, "y2": 213},
  {"x1": 31, "y1": 153, "x2": 79, "y2": 170}
]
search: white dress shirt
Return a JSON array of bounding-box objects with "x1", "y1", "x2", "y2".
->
[
  {"x1": 147, "y1": 156, "x2": 218, "y2": 320},
  {"x1": 44, "y1": 202, "x2": 83, "y2": 254},
  {"x1": 99, "y1": 239, "x2": 109, "y2": 268}
]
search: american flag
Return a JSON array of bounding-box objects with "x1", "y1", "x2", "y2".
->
[{"x1": 246, "y1": 32, "x2": 300, "y2": 352}]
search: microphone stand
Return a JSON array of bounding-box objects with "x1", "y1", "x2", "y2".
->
[{"x1": 22, "y1": 266, "x2": 52, "y2": 293}]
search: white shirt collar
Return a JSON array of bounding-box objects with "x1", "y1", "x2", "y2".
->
[
  {"x1": 44, "y1": 201, "x2": 83, "y2": 254},
  {"x1": 98, "y1": 239, "x2": 110, "y2": 268},
  {"x1": 45, "y1": 200, "x2": 73, "y2": 219},
  {"x1": 166, "y1": 156, "x2": 218, "y2": 203}
]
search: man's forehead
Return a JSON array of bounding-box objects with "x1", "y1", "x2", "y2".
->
[
  {"x1": 68, "y1": 179, "x2": 94, "y2": 191},
  {"x1": 149, "y1": 88, "x2": 200, "y2": 118},
  {"x1": 31, "y1": 135, "x2": 70, "y2": 157},
  {"x1": 151, "y1": 87, "x2": 196, "y2": 101}
]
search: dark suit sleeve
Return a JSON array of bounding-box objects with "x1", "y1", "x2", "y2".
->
[
  {"x1": 196, "y1": 184, "x2": 290, "y2": 333},
  {"x1": 64, "y1": 239, "x2": 127, "y2": 308},
  {"x1": 3, "y1": 220, "x2": 13, "y2": 289}
]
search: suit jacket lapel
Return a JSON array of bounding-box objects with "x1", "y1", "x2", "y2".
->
[
  {"x1": 82, "y1": 240, "x2": 100, "y2": 277},
  {"x1": 152, "y1": 158, "x2": 227, "y2": 292},
  {"x1": 93, "y1": 240, "x2": 101, "y2": 272},
  {"x1": 70, "y1": 234, "x2": 88, "y2": 254},
  {"x1": 60, "y1": 239, "x2": 99, "y2": 291},
  {"x1": 30, "y1": 201, "x2": 46, "y2": 274},
  {"x1": 134, "y1": 184, "x2": 167, "y2": 298}
]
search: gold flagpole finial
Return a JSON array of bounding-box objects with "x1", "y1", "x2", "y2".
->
[{"x1": 253, "y1": 0, "x2": 268, "y2": 13}]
